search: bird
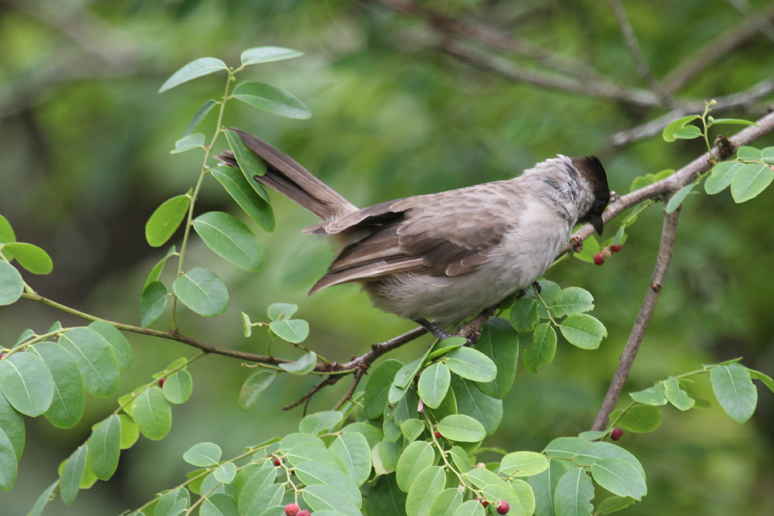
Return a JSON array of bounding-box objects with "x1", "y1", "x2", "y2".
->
[{"x1": 216, "y1": 129, "x2": 609, "y2": 339}]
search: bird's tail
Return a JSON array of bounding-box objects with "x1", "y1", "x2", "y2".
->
[{"x1": 215, "y1": 129, "x2": 357, "y2": 220}]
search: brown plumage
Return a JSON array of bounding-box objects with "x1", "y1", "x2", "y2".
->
[{"x1": 217, "y1": 129, "x2": 609, "y2": 326}]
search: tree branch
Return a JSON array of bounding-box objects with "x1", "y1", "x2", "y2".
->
[{"x1": 591, "y1": 205, "x2": 680, "y2": 431}]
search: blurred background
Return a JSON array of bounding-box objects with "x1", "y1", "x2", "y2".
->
[{"x1": 1, "y1": 0, "x2": 774, "y2": 514}]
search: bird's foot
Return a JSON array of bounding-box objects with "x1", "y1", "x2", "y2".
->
[
  {"x1": 532, "y1": 281, "x2": 542, "y2": 294},
  {"x1": 415, "y1": 318, "x2": 456, "y2": 341},
  {"x1": 570, "y1": 236, "x2": 584, "y2": 253}
]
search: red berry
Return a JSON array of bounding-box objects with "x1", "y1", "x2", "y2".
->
[
  {"x1": 158, "y1": 378, "x2": 165, "y2": 388},
  {"x1": 297, "y1": 511, "x2": 311, "y2": 516},
  {"x1": 602, "y1": 247, "x2": 612, "y2": 259},
  {"x1": 285, "y1": 503, "x2": 300, "y2": 516},
  {"x1": 476, "y1": 498, "x2": 488, "y2": 508},
  {"x1": 0, "y1": 353, "x2": 6, "y2": 360},
  {"x1": 593, "y1": 253, "x2": 604, "y2": 266},
  {"x1": 434, "y1": 430, "x2": 442, "y2": 439},
  {"x1": 611, "y1": 244, "x2": 622, "y2": 253},
  {"x1": 274, "y1": 457, "x2": 282, "y2": 466},
  {"x1": 611, "y1": 428, "x2": 624, "y2": 441},
  {"x1": 497, "y1": 501, "x2": 510, "y2": 515}
]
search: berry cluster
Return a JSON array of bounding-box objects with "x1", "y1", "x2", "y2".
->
[
  {"x1": 284, "y1": 504, "x2": 309, "y2": 516},
  {"x1": 594, "y1": 243, "x2": 622, "y2": 266},
  {"x1": 475, "y1": 498, "x2": 510, "y2": 514}
]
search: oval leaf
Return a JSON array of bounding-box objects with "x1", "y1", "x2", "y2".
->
[
  {"x1": 303, "y1": 484, "x2": 361, "y2": 516},
  {"x1": 170, "y1": 133, "x2": 205, "y2": 154},
  {"x1": 184, "y1": 442, "x2": 222, "y2": 467},
  {"x1": 444, "y1": 347, "x2": 497, "y2": 382},
  {"x1": 0, "y1": 426, "x2": 17, "y2": 490},
  {"x1": 31, "y1": 342, "x2": 85, "y2": 429},
  {"x1": 184, "y1": 99, "x2": 217, "y2": 136},
  {"x1": 232, "y1": 81, "x2": 311, "y2": 120},
  {"x1": 193, "y1": 211, "x2": 264, "y2": 272},
  {"x1": 241, "y1": 46, "x2": 303, "y2": 66},
  {"x1": 500, "y1": 451, "x2": 549, "y2": 478},
  {"x1": 279, "y1": 351, "x2": 317, "y2": 375},
  {"x1": 300, "y1": 410, "x2": 343, "y2": 435},
  {"x1": 159, "y1": 57, "x2": 228, "y2": 93},
  {"x1": 590, "y1": 458, "x2": 646, "y2": 500},
  {"x1": 418, "y1": 363, "x2": 451, "y2": 409},
  {"x1": 436, "y1": 414, "x2": 486, "y2": 443},
  {"x1": 710, "y1": 363, "x2": 757, "y2": 423},
  {"x1": 551, "y1": 287, "x2": 594, "y2": 318},
  {"x1": 705, "y1": 162, "x2": 741, "y2": 195},
  {"x1": 664, "y1": 376, "x2": 695, "y2": 411},
  {"x1": 364, "y1": 359, "x2": 404, "y2": 419},
  {"x1": 60, "y1": 445, "x2": 87, "y2": 505},
  {"x1": 0, "y1": 392, "x2": 25, "y2": 460},
  {"x1": 89, "y1": 321, "x2": 133, "y2": 371},
  {"x1": 239, "y1": 371, "x2": 275, "y2": 411},
  {"x1": 616, "y1": 405, "x2": 662, "y2": 433},
  {"x1": 662, "y1": 115, "x2": 699, "y2": 142},
  {"x1": 396, "y1": 440, "x2": 434, "y2": 492},
  {"x1": 473, "y1": 318, "x2": 518, "y2": 399},
  {"x1": 140, "y1": 281, "x2": 168, "y2": 327},
  {"x1": 59, "y1": 327, "x2": 120, "y2": 398},
  {"x1": 131, "y1": 387, "x2": 172, "y2": 440},
  {"x1": 523, "y1": 323, "x2": 557, "y2": 374},
  {"x1": 559, "y1": 314, "x2": 607, "y2": 350},
  {"x1": 0, "y1": 352, "x2": 54, "y2": 417},
  {"x1": 146, "y1": 194, "x2": 191, "y2": 247},
  {"x1": 88, "y1": 415, "x2": 121, "y2": 480},
  {"x1": 730, "y1": 163, "x2": 774, "y2": 203},
  {"x1": 294, "y1": 461, "x2": 361, "y2": 507},
  {"x1": 163, "y1": 370, "x2": 193, "y2": 404},
  {"x1": 1, "y1": 243, "x2": 52, "y2": 275},
  {"x1": 0, "y1": 261, "x2": 23, "y2": 306},
  {"x1": 269, "y1": 319, "x2": 309, "y2": 343},
  {"x1": 211, "y1": 167, "x2": 274, "y2": 232},
  {"x1": 330, "y1": 432, "x2": 372, "y2": 486},
  {"x1": 173, "y1": 267, "x2": 229, "y2": 317},
  {"x1": 406, "y1": 466, "x2": 446, "y2": 516},
  {"x1": 200, "y1": 492, "x2": 239, "y2": 516}
]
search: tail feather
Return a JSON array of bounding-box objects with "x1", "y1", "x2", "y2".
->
[{"x1": 216, "y1": 129, "x2": 357, "y2": 220}]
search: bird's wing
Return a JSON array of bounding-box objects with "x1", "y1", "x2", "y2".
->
[{"x1": 309, "y1": 181, "x2": 523, "y2": 294}]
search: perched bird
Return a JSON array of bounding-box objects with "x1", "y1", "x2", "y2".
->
[{"x1": 217, "y1": 129, "x2": 609, "y2": 338}]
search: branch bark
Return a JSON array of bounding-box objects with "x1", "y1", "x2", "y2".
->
[{"x1": 591, "y1": 206, "x2": 680, "y2": 431}]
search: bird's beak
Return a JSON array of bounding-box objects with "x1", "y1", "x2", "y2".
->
[{"x1": 590, "y1": 215, "x2": 604, "y2": 236}]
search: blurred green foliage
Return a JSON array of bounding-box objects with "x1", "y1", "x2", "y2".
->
[{"x1": 0, "y1": 0, "x2": 773, "y2": 514}]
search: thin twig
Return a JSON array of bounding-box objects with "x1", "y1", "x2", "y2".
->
[
  {"x1": 591, "y1": 205, "x2": 680, "y2": 431},
  {"x1": 283, "y1": 376, "x2": 339, "y2": 412},
  {"x1": 333, "y1": 368, "x2": 365, "y2": 411},
  {"x1": 607, "y1": 0, "x2": 672, "y2": 105}
]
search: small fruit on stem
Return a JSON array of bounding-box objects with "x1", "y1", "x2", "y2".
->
[
  {"x1": 476, "y1": 497, "x2": 488, "y2": 507},
  {"x1": 158, "y1": 378, "x2": 166, "y2": 388},
  {"x1": 611, "y1": 427, "x2": 624, "y2": 441},
  {"x1": 434, "y1": 430, "x2": 442, "y2": 439},
  {"x1": 593, "y1": 253, "x2": 604, "y2": 266},
  {"x1": 274, "y1": 457, "x2": 282, "y2": 466},
  {"x1": 611, "y1": 244, "x2": 622, "y2": 253},
  {"x1": 297, "y1": 511, "x2": 311, "y2": 516},
  {"x1": 285, "y1": 504, "x2": 300, "y2": 516},
  {"x1": 602, "y1": 247, "x2": 612, "y2": 258},
  {"x1": 497, "y1": 501, "x2": 510, "y2": 515}
]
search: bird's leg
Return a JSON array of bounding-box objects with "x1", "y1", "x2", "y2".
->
[
  {"x1": 532, "y1": 281, "x2": 542, "y2": 294},
  {"x1": 415, "y1": 318, "x2": 455, "y2": 341}
]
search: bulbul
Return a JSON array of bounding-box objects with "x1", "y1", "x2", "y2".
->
[{"x1": 217, "y1": 129, "x2": 609, "y2": 337}]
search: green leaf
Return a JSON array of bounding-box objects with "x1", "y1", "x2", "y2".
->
[
  {"x1": 436, "y1": 414, "x2": 486, "y2": 443},
  {"x1": 705, "y1": 162, "x2": 742, "y2": 194},
  {"x1": 118, "y1": 414, "x2": 139, "y2": 449},
  {"x1": 453, "y1": 500, "x2": 485, "y2": 516},
  {"x1": 662, "y1": 115, "x2": 699, "y2": 142},
  {"x1": 145, "y1": 193, "x2": 191, "y2": 247},
  {"x1": 28, "y1": 480, "x2": 58, "y2": 516},
  {"x1": 59, "y1": 327, "x2": 120, "y2": 398},
  {"x1": 573, "y1": 234, "x2": 601, "y2": 264},
  {"x1": 223, "y1": 129, "x2": 268, "y2": 184},
  {"x1": 280, "y1": 432, "x2": 325, "y2": 453},
  {"x1": 89, "y1": 321, "x2": 133, "y2": 370},
  {"x1": 241, "y1": 46, "x2": 303, "y2": 66},
  {"x1": 629, "y1": 383, "x2": 667, "y2": 406},
  {"x1": 286, "y1": 443, "x2": 347, "y2": 473},
  {"x1": 762, "y1": 147, "x2": 774, "y2": 164},
  {"x1": 211, "y1": 167, "x2": 274, "y2": 232},
  {"x1": 159, "y1": 57, "x2": 228, "y2": 92},
  {"x1": 664, "y1": 376, "x2": 695, "y2": 411},
  {"x1": 239, "y1": 371, "x2": 276, "y2": 411},
  {"x1": 406, "y1": 466, "x2": 446, "y2": 516},
  {"x1": 616, "y1": 405, "x2": 662, "y2": 433},
  {"x1": 590, "y1": 458, "x2": 646, "y2": 500},
  {"x1": 0, "y1": 352, "x2": 54, "y2": 417},
  {"x1": 131, "y1": 387, "x2": 172, "y2": 440},
  {"x1": 671, "y1": 126, "x2": 702, "y2": 139},
  {"x1": 450, "y1": 446, "x2": 472, "y2": 473},
  {"x1": 429, "y1": 488, "x2": 463, "y2": 516},
  {"x1": 30, "y1": 342, "x2": 85, "y2": 429},
  {"x1": 267, "y1": 303, "x2": 298, "y2": 320},
  {"x1": 232, "y1": 81, "x2": 312, "y2": 120},
  {"x1": 528, "y1": 459, "x2": 568, "y2": 516},
  {"x1": 559, "y1": 314, "x2": 607, "y2": 350},
  {"x1": 666, "y1": 183, "x2": 694, "y2": 214},
  {"x1": 0, "y1": 393, "x2": 24, "y2": 460},
  {"x1": 300, "y1": 410, "x2": 343, "y2": 434},
  {"x1": 89, "y1": 415, "x2": 121, "y2": 480},
  {"x1": 364, "y1": 359, "x2": 403, "y2": 419},
  {"x1": 143, "y1": 245, "x2": 176, "y2": 289},
  {"x1": 535, "y1": 281, "x2": 561, "y2": 319},
  {"x1": 330, "y1": 432, "x2": 372, "y2": 486},
  {"x1": 474, "y1": 318, "x2": 518, "y2": 399},
  {"x1": 730, "y1": 163, "x2": 774, "y2": 203},
  {"x1": 269, "y1": 319, "x2": 309, "y2": 343},
  {"x1": 140, "y1": 281, "x2": 168, "y2": 327},
  {"x1": 710, "y1": 363, "x2": 757, "y2": 423},
  {"x1": 452, "y1": 378, "x2": 502, "y2": 435},
  {"x1": 553, "y1": 468, "x2": 594, "y2": 516},
  {"x1": 400, "y1": 419, "x2": 425, "y2": 443},
  {"x1": 510, "y1": 294, "x2": 539, "y2": 332},
  {"x1": 200, "y1": 492, "x2": 239, "y2": 516},
  {"x1": 736, "y1": 146, "x2": 762, "y2": 160},
  {"x1": 573, "y1": 442, "x2": 645, "y2": 481},
  {"x1": 294, "y1": 461, "x2": 361, "y2": 507},
  {"x1": 304, "y1": 484, "x2": 361, "y2": 516},
  {"x1": 362, "y1": 474, "x2": 407, "y2": 516},
  {"x1": 156, "y1": 488, "x2": 190, "y2": 516},
  {"x1": 279, "y1": 351, "x2": 317, "y2": 375},
  {"x1": 710, "y1": 118, "x2": 758, "y2": 127},
  {"x1": 396, "y1": 440, "x2": 434, "y2": 492},
  {"x1": 464, "y1": 467, "x2": 510, "y2": 490},
  {"x1": 238, "y1": 466, "x2": 277, "y2": 514},
  {"x1": 444, "y1": 347, "x2": 496, "y2": 382},
  {"x1": 595, "y1": 496, "x2": 636, "y2": 515},
  {"x1": 418, "y1": 363, "x2": 451, "y2": 409},
  {"x1": 173, "y1": 267, "x2": 229, "y2": 317},
  {"x1": 193, "y1": 212, "x2": 264, "y2": 272},
  {"x1": 0, "y1": 216, "x2": 15, "y2": 245},
  {"x1": 545, "y1": 437, "x2": 591, "y2": 459},
  {"x1": 0, "y1": 425, "x2": 17, "y2": 490},
  {"x1": 342, "y1": 422, "x2": 384, "y2": 448},
  {"x1": 60, "y1": 445, "x2": 87, "y2": 505},
  {"x1": 1, "y1": 243, "x2": 52, "y2": 275},
  {"x1": 184, "y1": 99, "x2": 217, "y2": 136},
  {"x1": 170, "y1": 133, "x2": 205, "y2": 154},
  {"x1": 507, "y1": 480, "x2": 534, "y2": 516},
  {"x1": 394, "y1": 388, "x2": 418, "y2": 427},
  {"x1": 551, "y1": 288, "x2": 594, "y2": 318},
  {"x1": 0, "y1": 261, "x2": 23, "y2": 306},
  {"x1": 749, "y1": 369, "x2": 774, "y2": 393},
  {"x1": 163, "y1": 370, "x2": 193, "y2": 404},
  {"x1": 523, "y1": 323, "x2": 557, "y2": 374},
  {"x1": 500, "y1": 451, "x2": 548, "y2": 477},
  {"x1": 378, "y1": 438, "x2": 402, "y2": 471},
  {"x1": 481, "y1": 484, "x2": 526, "y2": 516},
  {"x1": 184, "y1": 442, "x2": 222, "y2": 467}
]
